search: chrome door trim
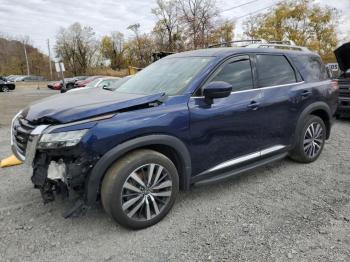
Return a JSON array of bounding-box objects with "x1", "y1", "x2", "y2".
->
[
  {"x1": 260, "y1": 145, "x2": 286, "y2": 156},
  {"x1": 204, "y1": 152, "x2": 260, "y2": 174},
  {"x1": 197, "y1": 145, "x2": 286, "y2": 176},
  {"x1": 191, "y1": 82, "x2": 304, "y2": 99}
]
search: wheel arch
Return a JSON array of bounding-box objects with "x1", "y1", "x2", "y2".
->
[
  {"x1": 294, "y1": 102, "x2": 332, "y2": 146},
  {"x1": 85, "y1": 134, "x2": 192, "y2": 205}
]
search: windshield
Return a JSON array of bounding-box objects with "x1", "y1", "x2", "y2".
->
[{"x1": 116, "y1": 57, "x2": 212, "y2": 95}]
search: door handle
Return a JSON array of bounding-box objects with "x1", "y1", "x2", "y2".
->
[
  {"x1": 247, "y1": 101, "x2": 260, "y2": 110},
  {"x1": 301, "y1": 90, "x2": 312, "y2": 98}
]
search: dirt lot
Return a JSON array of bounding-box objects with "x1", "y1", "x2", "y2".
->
[{"x1": 0, "y1": 87, "x2": 349, "y2": 262}]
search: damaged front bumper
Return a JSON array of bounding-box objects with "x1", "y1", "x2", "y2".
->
[{"x1": 11, "y1": 116, "x2": 100, "y2": 217}]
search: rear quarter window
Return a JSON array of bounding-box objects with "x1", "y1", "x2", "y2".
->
[
  {"x1": 291, "y1": 55, "x2": 328, "y2": 82},
  {"x1": 256, "y1": 54, "x2": 297, "y2": 87}
]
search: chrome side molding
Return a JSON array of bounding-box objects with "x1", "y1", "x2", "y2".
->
[{"x1": 198, "y1": 145, "x2": 286, "y2": 176}]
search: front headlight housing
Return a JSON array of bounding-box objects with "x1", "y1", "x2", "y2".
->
[{"x1": 37, "y1": 129, "x2": 88, "y2": 149}]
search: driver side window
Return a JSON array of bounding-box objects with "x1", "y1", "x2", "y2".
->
[{"x1": 210, "y1": 57, "x2": 254, "y2": 92}]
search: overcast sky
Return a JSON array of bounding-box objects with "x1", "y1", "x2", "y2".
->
[{"x1": 0, "y1": 0, "x2": 349, "y2": 55}]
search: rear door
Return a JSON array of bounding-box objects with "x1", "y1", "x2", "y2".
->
[{"x1": 253, "y1": 53, "x2": 304, "y2": 147}]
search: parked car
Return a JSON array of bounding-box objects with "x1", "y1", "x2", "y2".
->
[
  {"x1": 6, "y1": 75, "x2": 25, "y2": 82},
  {"x1": 47, "y1": 80, "x2": 63, "y2": 90},
  {"x1": 11, "y1": 43, "x2": 338, "y2": 229},
  {"x1": 105, "y1": 75, "x2": 133, "y2": 91},
  {"x1": 15, "y1": 75, "x2": 46, "y2": 81},
  {"x1": 334, "y1": 42, "x2": 350, "y2": 118},
  {"x1": 64, "y1": 76, "x2": 88, "y2": 90},
  {"x1": 74, "y1": 76, "x2": 103, "y2": 88},
  {"x1": 48, "y1": 76, "x2": 88, "y2": 91},
  {"x1": 67, "y1": 77, "x2": 121, "y2": 93},
  {"x1": 0, "y1": 77, "x2": 15, "y2": 92}
]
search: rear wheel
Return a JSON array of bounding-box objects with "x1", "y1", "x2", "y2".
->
[
  {"x1": 290, "y1": 115, "x2": 326, "y2": 163},
  {"x1": 101, "y1": 149, "x2": 179, "y2": 229}
]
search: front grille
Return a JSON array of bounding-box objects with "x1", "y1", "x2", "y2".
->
[
  {"x1": 12, "y1": 117, "x2": 37, "y2": 157},
  {"x1": 338, "y1": 79, "x2": 350, "y2": 98}
]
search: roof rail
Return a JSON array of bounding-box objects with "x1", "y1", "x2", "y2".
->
[
  {"x1": 208, "y1": 39, "x2": 268, "y2": 48},
  {"x1": 268, "y1": 40, "x2": 296, "y2": 46},
  {"x1": 208, "y1": 39, "x2": 310, "y2": 52},
  {"x1": 247, "y1": 43, "x2": 310, "y2": 52}
]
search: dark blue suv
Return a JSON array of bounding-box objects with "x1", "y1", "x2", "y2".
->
[{"x1": 11, "y1": 45, "x2": 338, "y2": 229}]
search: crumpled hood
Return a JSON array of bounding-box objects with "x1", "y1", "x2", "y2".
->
[
  {"x1": 334, "y1": 42, "x2": 350, "y2": 72},
  {"x1": 23, "y1": 88, "x2": 165, "y2": 124}
]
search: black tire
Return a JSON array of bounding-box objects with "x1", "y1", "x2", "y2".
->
[
  {"x1": 289, "y1": 115, "x2": 326, "y2": 163},
  {"x1": 1, "y1": 86, "x2": 9, "y2": 92},
  {"x1": 101, "y1": 149, "x2": 179, "y2": 229},
  {"x1": 66, "y1": 83, "x2": 74, "y2": 90}
]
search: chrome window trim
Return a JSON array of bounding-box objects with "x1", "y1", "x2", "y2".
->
[
  {"x1": 197, "y1": 145, "x2": 286, "y2": 176},
  {"x1": 191, "y1": 81, "x2": 305, "y2": 98}
]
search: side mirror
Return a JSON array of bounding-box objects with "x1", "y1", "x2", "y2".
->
[{"x1": 203, "y1": 81, "x2": 232, "y2": 104}]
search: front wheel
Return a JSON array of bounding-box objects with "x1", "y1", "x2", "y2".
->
[
  {"x1": 101, "y1": 149, "x2": 179, "y2": 229},
  {"x1": 290, "y1": 115, "x2": 326, "y2": 163},
  {"x1": 1, "y1": 86, "x2": 9, "y2": 92}
]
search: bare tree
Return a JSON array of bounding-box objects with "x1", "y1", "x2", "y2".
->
[
  {"x1": 152, "y1": 0, "x2": 179, "y2": 51},
  {"x1": 177, "y1": 0, "x2": 218, "y2": 49},
  {"x1": 100, "y1": 31, "x2": 126, "y2": 70},
  {"x1": 55, "y1": 23, "x2": 98, "y2": 75},
  {"x1": 127, "y1": 23, "x2": 144, "y2": 63}
]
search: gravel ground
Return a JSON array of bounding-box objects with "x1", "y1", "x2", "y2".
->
[{"x1": 0, "y1": 87, "x2": 349, "y2": 262}]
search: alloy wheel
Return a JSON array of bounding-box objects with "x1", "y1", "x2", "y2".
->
[
  {"x1": 2, "y1": 86, "x2": 9, "y2": 92},
  {"x1": 121, "y1": 163, "x2": 173, "y2": 221},
  {"x1": 303, "y1": 122, "x2": 324, "y2": 158}
]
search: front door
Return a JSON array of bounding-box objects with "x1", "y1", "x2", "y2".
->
[{"x1": 188, "y1": 55, "x2": 267, "y2": 176}]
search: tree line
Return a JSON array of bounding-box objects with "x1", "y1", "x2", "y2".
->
[{"x1": 1, "y1": 0, "x2": 340, "y2": 78}]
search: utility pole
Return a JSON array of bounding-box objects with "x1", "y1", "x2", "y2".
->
[
  {"x1": 23, "y1": 40, "x2": 30, "y2": 76},
  {"x1": 47, "y1": 39, "x2": 53, "y2": 80}
]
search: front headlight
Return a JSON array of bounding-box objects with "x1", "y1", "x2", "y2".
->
[{"x1": 37, "y1": 129, "x2": 88, "y2": 149}]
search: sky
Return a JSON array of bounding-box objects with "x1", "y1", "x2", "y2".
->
[{"x1": 0, "y1": 0, "x2": 349, "y2": 55}]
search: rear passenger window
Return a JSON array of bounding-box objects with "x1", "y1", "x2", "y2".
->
[
  {"x1": 293, "y1": 55, "x2": 328, "y2": 81},
  {"x1": 256, "y1": 55, "x2": 297, "y2": 87},
  {"x1": 210, "y1": 58, "x2": 253, "y2": 92}
]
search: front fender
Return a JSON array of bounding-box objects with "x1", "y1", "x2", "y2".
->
[{"x1": 84, "y1": 134, "x2": 192, "y2": 205}]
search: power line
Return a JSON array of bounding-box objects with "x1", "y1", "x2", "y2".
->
[
  {"x1": 231, "y1": 1, "x2": 281, "y2": 20},
  {"x1": 220, "y1": 0, "x2": 260, "y2": 13}
]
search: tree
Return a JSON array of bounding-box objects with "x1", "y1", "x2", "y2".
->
[
  {"x1": 127, "y1": 24, "x2": 156, "y2": 67},
  {"x1": 243, "y1": 0, "x2": 338, "y2": 62},
  {"x1": 152, "y1": 0, "x2": 179, "y2": 51},
  {"x1": 100, "y1": 32, "x2": 126, "y2": 70},
  {"x1": 55, "y1": 22, "x2": 98, "y2": 75},
  {"x1": 178, "y1": 0, "x2": 219, "y2": 49},
  {"x1": 209, "y1": 20, "x2": 235, "y2": 46},
  {"x1": 124, "y1": 34, "x2": 155, "y2": 67}
]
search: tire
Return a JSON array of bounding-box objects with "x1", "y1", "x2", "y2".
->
[
  {"x1": 1, "y1": 86, "x2": 9, "y2": 92},
  {"x1": 66, "y1": 83, "x2": 74, "y2": 90},
  {"x1": 289, "y1": 115, "x2": 326, "y2": 163},
  {"x1": 101, "y1": 149, "x2": 179, "y2": 229}
]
